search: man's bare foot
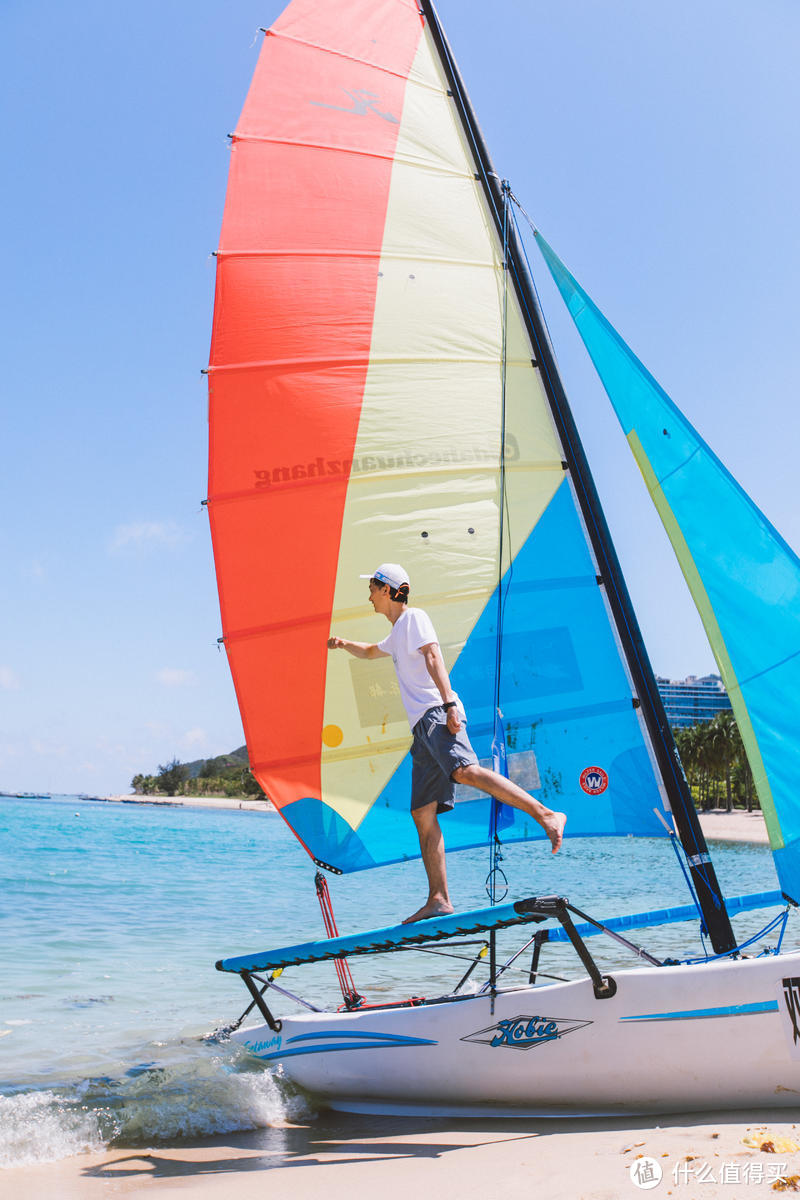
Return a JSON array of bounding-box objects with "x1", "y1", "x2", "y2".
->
[
  {"x1": 402, "y1": 900, "x2": 455, "y2": 924},
  {"x1": 544, "y1": 811, "x2": 567, "y2": 854}
]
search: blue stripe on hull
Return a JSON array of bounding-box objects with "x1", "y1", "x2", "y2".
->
[
  {"x1": 621, "y1": 1000, "x2": 778, "y2": 1023},
  {"x1": 249, "y1": 1028, "x2": 438, "y2": 1061}
]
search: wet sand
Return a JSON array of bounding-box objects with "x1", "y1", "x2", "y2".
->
[{"x1": 8, "y1": 1110, "x2": 800, "y2": 1199}]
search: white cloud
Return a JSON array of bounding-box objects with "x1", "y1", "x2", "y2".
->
[
  {"x1": 21, "y1": 560, "x2": 46, "y2": 582},
  {"x1": 30, "y1": 738, "x2": 68, "y2": 758},
  {"x1": 0, "y1": 666, "x2": 20, "y2": 690},
  {"x1": 109, "y1": 521, "x2": 185, "y2": 552},
  {"x1": 0, "y1": 741, "x2": 21, "y2": 764},
  {"x1": 156, "y1": 668, "x2": 196, "y2": 687},
  {"x1": 182, "y1": 728, "x2": 207, "y2": 750}
]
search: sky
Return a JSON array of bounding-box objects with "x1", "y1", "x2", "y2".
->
[{"x1": 3, "y1": 1, "x2": 799, "y2": 795}]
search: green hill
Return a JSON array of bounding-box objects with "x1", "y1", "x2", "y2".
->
[
  {"x1": 182, "y1": 745, "x2": 249, "y2": 779},
  {"x1": 131, "y1": 745, "x2": 266, "y2": 800}
]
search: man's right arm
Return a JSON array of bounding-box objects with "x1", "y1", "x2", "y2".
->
[{"x1": 327, "y1": 637, "x2": 388, "y2": 660}]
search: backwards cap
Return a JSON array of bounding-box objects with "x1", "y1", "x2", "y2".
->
[{"x1": 359, "y1": 563, "x2": 410, "y2": 591}]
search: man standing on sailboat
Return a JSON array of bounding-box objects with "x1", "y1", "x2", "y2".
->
[{"x1": 328, "y1": 563, "x2": 567, "y2": 922}]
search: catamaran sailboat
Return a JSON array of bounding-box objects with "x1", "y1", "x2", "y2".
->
[{"x1": 206, "y1": 0, "x2": 800, "y2": 1114}]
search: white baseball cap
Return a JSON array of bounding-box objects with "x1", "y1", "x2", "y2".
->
[{"x1": 359, "y1": 563, "x2": 410, "y2": 590}]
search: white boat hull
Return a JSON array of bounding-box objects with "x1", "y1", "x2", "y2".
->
[{"x1": 234, "y1": 952, "x2": 800, "y2": 1115}]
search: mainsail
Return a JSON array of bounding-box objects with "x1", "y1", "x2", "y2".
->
[
  {"x1": 538, "y1": 234, "x2": 800, "y2": 902},
  {"x1": 207, "y1": 0, "x2": 671, "y2": 874}
]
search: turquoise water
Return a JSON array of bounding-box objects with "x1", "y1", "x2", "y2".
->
[{"x1": 0, "y1": 795, "x2": 791, "y2": 1166}]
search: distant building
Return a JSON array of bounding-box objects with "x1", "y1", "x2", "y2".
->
[{"x1": 656, "y1": 674, "x2": 732, "y2": 728}]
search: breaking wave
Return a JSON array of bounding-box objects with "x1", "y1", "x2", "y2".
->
[{"x1": 0, "y1": 1041, "x2": 311, "y2": 1168}]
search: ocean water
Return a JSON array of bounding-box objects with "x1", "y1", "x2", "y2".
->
[{"x1": 0, "y1": 794, "x2": 791, "y2": 1167}]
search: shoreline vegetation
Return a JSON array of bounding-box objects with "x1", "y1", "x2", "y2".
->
[
  {"x1": 118, "y1": 711, "x2": 766, "y2": 837},
  {"x1": 673, "y1": 711, "x2": 759, "y2": 814},
  {"x1": 130, "y1": 745, "x2": 269, "y2": 803}
]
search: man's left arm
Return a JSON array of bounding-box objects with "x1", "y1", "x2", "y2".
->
[{"x1": 420, "y1": 642, "x2": 462, "y2": 732}]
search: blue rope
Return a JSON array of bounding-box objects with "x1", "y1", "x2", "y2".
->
[
  {"x1": 681, "y1": 908, "x2": 789, "y2": 964},
  {"x1": 667, "y1": 831, "x2": 704, "y2": 925}
]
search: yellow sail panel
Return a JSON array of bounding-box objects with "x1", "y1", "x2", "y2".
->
[{"x1": 321, "y1": 26, "x2": 564, "y2": 830}]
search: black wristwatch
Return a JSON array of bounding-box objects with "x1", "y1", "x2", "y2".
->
[{"x1": 442, "y1": 701, "x2": 457, "y2": 711}]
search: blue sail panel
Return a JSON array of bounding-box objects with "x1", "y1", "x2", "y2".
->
[
  {"x1": 283, "y1": 479, "x2": 668, "y2": 873},
  {"x1": 537, "y1": 233, "x2": 800, "y2": 900}
]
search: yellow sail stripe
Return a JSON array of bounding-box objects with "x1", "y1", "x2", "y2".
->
[{"x1": 627, "y1": 430, "x2": 781, "y2": 849}]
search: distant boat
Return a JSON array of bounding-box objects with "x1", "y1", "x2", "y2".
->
[
  {"x1": 0, "y1": 791, "x2": 52, "y2": 799},
  {"x1": 208, "y1": 0, "x2": 800, "y2": 1115}
]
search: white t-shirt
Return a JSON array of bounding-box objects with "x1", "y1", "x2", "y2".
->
[{"x1": 377, "y1": 607, "x2": 461, "y2": 729}]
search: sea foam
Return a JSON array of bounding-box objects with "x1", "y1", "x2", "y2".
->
[
  {"x1": 0, "y1": 1046, "x2": 311, "y2": 1168},
  {"x1": 0, "y1": 1090, "x2": 105, "y2": 1167}
]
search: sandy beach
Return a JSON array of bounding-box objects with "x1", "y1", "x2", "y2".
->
[
  {"x1": 98, "y1": 796, "x2": 770, "y2": 844},
  {"x1": 698, "y1": 808, "x2": 769, "y2": 845},
  {"x1": 9, "y1": 1110, "x2": 800, "y2": 1199},
  {"x1": 95, "y1": 794, "x2": 275, "y2": 813}
]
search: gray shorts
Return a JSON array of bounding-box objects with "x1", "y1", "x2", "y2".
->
[{"x1": 410, "y1": 705, "x2": 479, "y2": 814}]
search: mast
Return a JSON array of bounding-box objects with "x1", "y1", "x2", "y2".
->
[{"x1": 420, "y1": 0, "x2": 736, "y2": 955}]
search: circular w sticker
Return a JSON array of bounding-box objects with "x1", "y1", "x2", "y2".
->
[{"x1": 580, "y1": 766, "x2": 608, "y2": 795}]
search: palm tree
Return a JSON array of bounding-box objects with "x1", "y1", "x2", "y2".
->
[
  {"x1": 708, "y1": 711, "x2": 737, "y2": 812},
  {"x1": 674, "y1": 723, "x2": 711, "y2": 808},
  {"x1": 674, "y1": 712, "x2": 752, "y2": 812}
]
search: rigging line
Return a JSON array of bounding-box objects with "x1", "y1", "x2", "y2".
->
[
  {"x1": 508, "y1": 197, "x2": 560, "y2": 377},
  {"x1": 658, "y1": 810, "x2": 729, "y2": 930},
  {"x1": 510, "y1": 186, "x2": 800, "y2": 568},
  {"x1": 493, "y1": 180, "x2": 510, "y2": 716},
  {"x1": 488, "y1": 182, "x2": 512, "y2": 906},
  {"x1": 485, "y1": 859, "x2": 509, "y2": 905},
  {"x1": 682, "y1": 908, "x2": 789, "y2": 965},
  {"x1": 666, "y1": 830, "x2": 704, "y2": 925},
  {"x1": 509, "y1": 203, "x2": 703, "y2": 838}
]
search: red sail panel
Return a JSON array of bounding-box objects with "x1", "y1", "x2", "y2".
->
[{"x1": 207, "y1": 1, "x2": 424, "y2": 819}]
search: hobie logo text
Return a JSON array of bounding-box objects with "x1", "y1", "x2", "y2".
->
[
  {"x1": 461, "y1": 1013, "x2": 592, "y2": 1051},
  {"x1": 492, "y1": 1017, "x2": 557, "y2": 1047}
]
